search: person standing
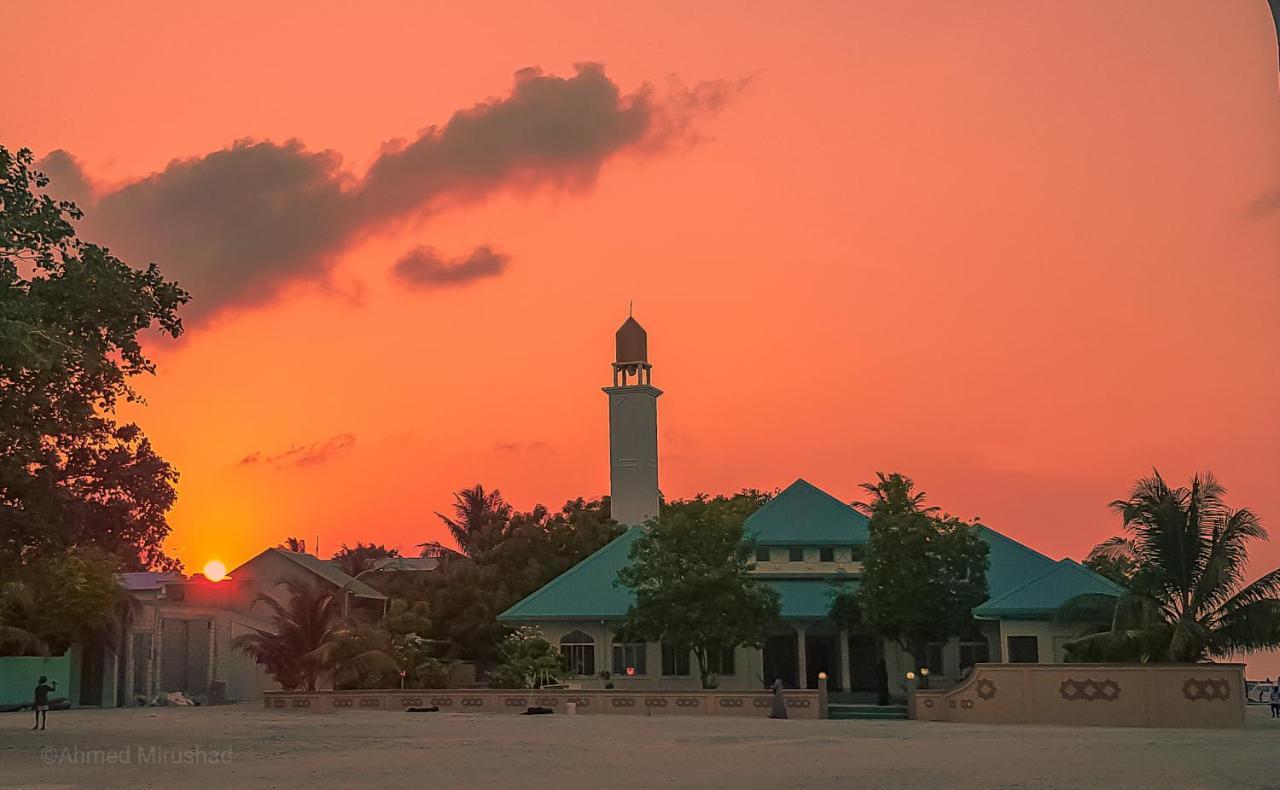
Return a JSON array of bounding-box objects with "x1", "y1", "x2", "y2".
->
[
  {"x1": 769, "y1": 678, "x2": 788, "y2": 719},
  {"x1": 1269, "y1": 682, "x2": 1279, "y2": 719},
  {"x1": 32, "y1": 676, "x2": 56, "y2": 731}
]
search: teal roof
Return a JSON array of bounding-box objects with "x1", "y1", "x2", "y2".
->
[
  {"x1": 498, "y1": 527, "x2": 643, "y2": 621},
  {"x1": 975, "y1": 525, "x2": 1058, "y2": 600},
  {"x1": 500, "y1": 483, "x2": 1092, "y2": 625},
  {"x1": 769, "y1": 578, "x2": 857, "y2": 619},
  {"x1": 745, "y1": 479, "x2": 869, "y2": 546},
  {"x1": 974, "y1": 558, "x2": 1124, "y2": 620},
  {"x1": 499, "y1": 526, "x2": 857, "y2": 622}
]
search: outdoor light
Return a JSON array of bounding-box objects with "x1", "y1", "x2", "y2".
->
[
  {"x1": 817, "y1": 672, "x2": 827, "y2": 680},
  {"x1": 920, "y1": 667, "x2": 930, "y2": 677},
  {"x1": 626, "y1": 666, "x2": 635, "y2": 676},
  {"x1": 906, "y1": 671, "x2": 916, "y2": 681}
]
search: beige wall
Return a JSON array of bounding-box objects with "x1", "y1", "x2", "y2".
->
[
  {"x1": 266, "y1": 687, "x2": 824, "y2": 718},
  {"x1": 752, "y1": 546, "x2": 862, "y2": 576},
  {"x1": 996, "y1": 619, "x2": 1091, "y2": 664},
  {"x1": 531, "y1": 621, "x2": 765, "y2": 690},
  {"x1": 914, "y1": 663, "x2": 1245, "y2": 728}
]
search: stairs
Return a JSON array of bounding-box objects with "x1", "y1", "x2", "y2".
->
[{"x1": 828, "y1": 703, "x2": 910, "y2": 721}]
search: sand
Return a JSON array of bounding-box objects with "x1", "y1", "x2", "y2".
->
[{"x1": 1, "y1": 705, "x2": 1276, "y2": 789}]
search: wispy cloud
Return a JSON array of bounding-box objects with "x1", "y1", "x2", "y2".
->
[{"x1": 239, "y1": 433, "x2": 356, "y2": 469}]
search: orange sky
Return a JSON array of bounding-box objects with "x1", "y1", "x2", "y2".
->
[{"x1": 6, "y1": 2, "x2": 1279, "y2": 601}]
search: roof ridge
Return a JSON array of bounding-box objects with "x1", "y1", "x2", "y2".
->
[
  {"x1": 978, "y1": 558, "x2": 1067, "y2": 609},
  {"x1": 975, "y1": 524, "x2": 1056, "y2": 564}
]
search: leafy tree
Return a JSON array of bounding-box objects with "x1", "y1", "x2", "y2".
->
[
  {"x1": 834, "y1": 473, "x2": 989, "y2": 670},
  {"x1": 0, "y1": 547, "x2": 131, "y2": 656},
  {"x1": 233, "y1": 578, "x2": 394, "y2": 691},
  {"x1": 332, "y1": 542, "x2": 399, "y2": 577},
  {"x1": 1, "y1": 146, "x2": 188, "y2": 572},
  {"x1": 487, "y1": 626, "x2": 561, "y2": 689},
  {"x1": 1064, "y1": 470, "x2": 1280, "y2": 663},
  {"x1": 615, "y1": 493, "x2": 781, "y2": 689},
  {"x1": 419, "y1": 484, "x2": 512, "y2": 559},
  {"x1": 279, "y1": 537, "x2": 307, "y2": 553},
  {"x1": 418, "y1": 491, "x2": 622, "y2": 667}
]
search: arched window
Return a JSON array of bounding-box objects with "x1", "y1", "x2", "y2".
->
[{"x1": 560, "y1": 630, "x2": 595, "y2": 676}]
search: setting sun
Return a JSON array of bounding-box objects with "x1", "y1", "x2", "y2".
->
[{"x1": 202, "y1": 560, "x2": 227, "y2": 582}]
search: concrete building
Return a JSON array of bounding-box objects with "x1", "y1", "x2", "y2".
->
[
  {"x1": 104, "y1": 549, "x2": 414, "y2": 706},
  {"x1": 499, "y1": 315, "x2": 1124, "y2": 690}
]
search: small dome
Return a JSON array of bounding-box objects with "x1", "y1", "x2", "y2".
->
[{"x1": 615, "y1": 316, "x2": 647, "y2": 363}]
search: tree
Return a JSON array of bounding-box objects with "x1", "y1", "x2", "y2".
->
[
  {"x1": 1, "y1": 146, "x2": 188, "y2": 572},
  {"x1": 1064, "y1": 470, "x2": 1280, "y2": 663},
  {"x1": 331, "y1": 542, "x2": 399, "y2": 577},
  {"x1": 487, "y1": 626, "x2": 561, "y2": 689},
  {"x1": 416, "y1": 490, "x2": 622, "y2": 667},
  {"x1": 835, "y1": 473, "x2": 989, "y2": 670},
  {"x1": 279, "y1": 537, "x2": 307, "y2": 553},
  {"x1": 232, "y1": 578, "x2": 393, "y2": 691},
  {"x1": 0, "y1": 547, "x2": 131, "y2": 656},
  {"x1": 419, "y1": 484, "x2": 512, "y2": 559},
  {"x1": 615, "y1": 494, "x2": 781, "y2": 689}
]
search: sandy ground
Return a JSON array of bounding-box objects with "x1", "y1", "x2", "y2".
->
[{"x1": 1, "y1": 705, "x2": 1277, "y2": 790}]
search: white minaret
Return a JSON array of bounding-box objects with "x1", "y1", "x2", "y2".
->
[{"x1": 603, "y1": 314, "x2": 662, "y2": 526}]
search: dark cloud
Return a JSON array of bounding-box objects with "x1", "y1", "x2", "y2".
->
[
  {"x1": 40, "y1": 63, "x2": 741, "y2": 323},
  {"x1": 36, "y1": 150, "x2": 95, "y2": 208},
  {"x1": 393, "y1": 245, "x2": 509, "y2": 289},
  {"x1": 1246, "y1": 187, "x2": 1280, "y2": 218},
  {"x1": 239, "y1": 433, "x2": 356, "y2": 468}
]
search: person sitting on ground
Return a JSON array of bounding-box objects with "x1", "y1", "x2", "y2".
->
[{"x1": 32, "y1": 676, "x2": 56, "y2": 731}]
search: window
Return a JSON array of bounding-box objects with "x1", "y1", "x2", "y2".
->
[
  {"x1": 788, "y1": 547, "x2": 805, "y2": 562},
  {"x1": 612, "y1": 643, "x2": 647, "y2": 676},
  {"x1": 819, "y1": 547, "x2": 835, "y2": 562},
  {"x1": 702, "y1": 646, "x2": 735, "y2": 676},
  {"x1": 559, "y1": 630, "x2": 595, "y2": 676},
  {"x1": 925, "y1": 642, "x2": 945, "y2": 675},
  {"x1": 959, "y1": 639, "x2": 990, "y2": 671},
  {"x1": 849, "y1": 546, "x2": 865, "y2": 562},
  {"x1": 1007, "y1": 635, "x2": 1039, "y2": 664},
  {"x1": 661, "y1": 643, "x2": 691, "y2": 676},
  {"x1": 755, "y1": 547, "x2": 771, "y2": 562}
]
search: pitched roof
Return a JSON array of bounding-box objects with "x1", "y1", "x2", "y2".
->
[
  {"x1": 120, "y1": 572, "x2": 183, "y2": 591},
  {"x1": 231, "y1": 549, "x2": 387, "y2": 600},
  {"x1": 498, "y1": 527, "x2": 644, "y2": 621},
  {"x1": 975, "y1": 525, "x2": 1059, "y2": 600},
  {"x1": 745, "y1": 479, "x2": 870, "y2": 546},
  {"x1": 499, "y1": 527, "x2": 858, "y2": 622},
  {"x1": 769, "y1": 578, "x2": 857, "y2": 619},
  {"x1": 973, "y1": 558, "x2": 1124, "y2": 620}
]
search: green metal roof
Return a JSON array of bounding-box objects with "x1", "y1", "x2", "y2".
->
[
  {"x1": 974, "y1": 525, "x2": 1058, "y2": 600},
  {"x1": 974, "y1": 558, "x2": 1124, "y2": 620},
  {"x1": 769, "y1": 578, "x2": 857, "y2": 619},
  {"x1": 498, "y1": 527, "x2": 643, "y2": 621},
  {"x1": 745, "y1": 479, "x2": 869, "y2": 546},
  {"x1": 499, "y1": 526, "x2": 857, "y2": 622},
  {"x1": 500, "y1": 483, "x2": 1092, "y2": 625}
]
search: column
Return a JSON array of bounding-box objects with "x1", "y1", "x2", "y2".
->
[
  {"x1": 794, "y1": 622, "x2": 809, "y2": 689},
  {"x1": 839, "y1": 628, "x2": 852, "y2": 692}
]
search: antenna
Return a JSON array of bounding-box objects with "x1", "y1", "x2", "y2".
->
[{"x1": 628, "y1": 299, "x2": 633, "y2": 318}]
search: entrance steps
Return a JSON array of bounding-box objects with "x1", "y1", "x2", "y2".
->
[{"x1": 827, "y1": 703, "x2": 909, "y2": 721}]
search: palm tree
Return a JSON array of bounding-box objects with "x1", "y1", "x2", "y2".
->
[
  {"x1": 233, "y1": 579, "x2": 394, "y2": 690},
  {"x1": 1065, "y1": 470, "x2": 1280, "y2": 663},
  {"x1": 279, "y1": 537, "x2": 307, "y2": 553},
  {"x1": 418, "y1": 484, "x2": 512, "y2": 560}
]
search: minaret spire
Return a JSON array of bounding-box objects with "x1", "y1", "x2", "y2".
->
[{"x1": 603, "y1": 312, "x2": 662, "y2": 526}]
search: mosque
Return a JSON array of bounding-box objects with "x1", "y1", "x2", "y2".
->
[{"x1": 499, "y1": 316, "x2": 1122, "y2": 691}]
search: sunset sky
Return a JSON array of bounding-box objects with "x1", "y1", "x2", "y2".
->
[{"x1": 6, "y1": 2, "x2": 1279, "y2": 590}]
